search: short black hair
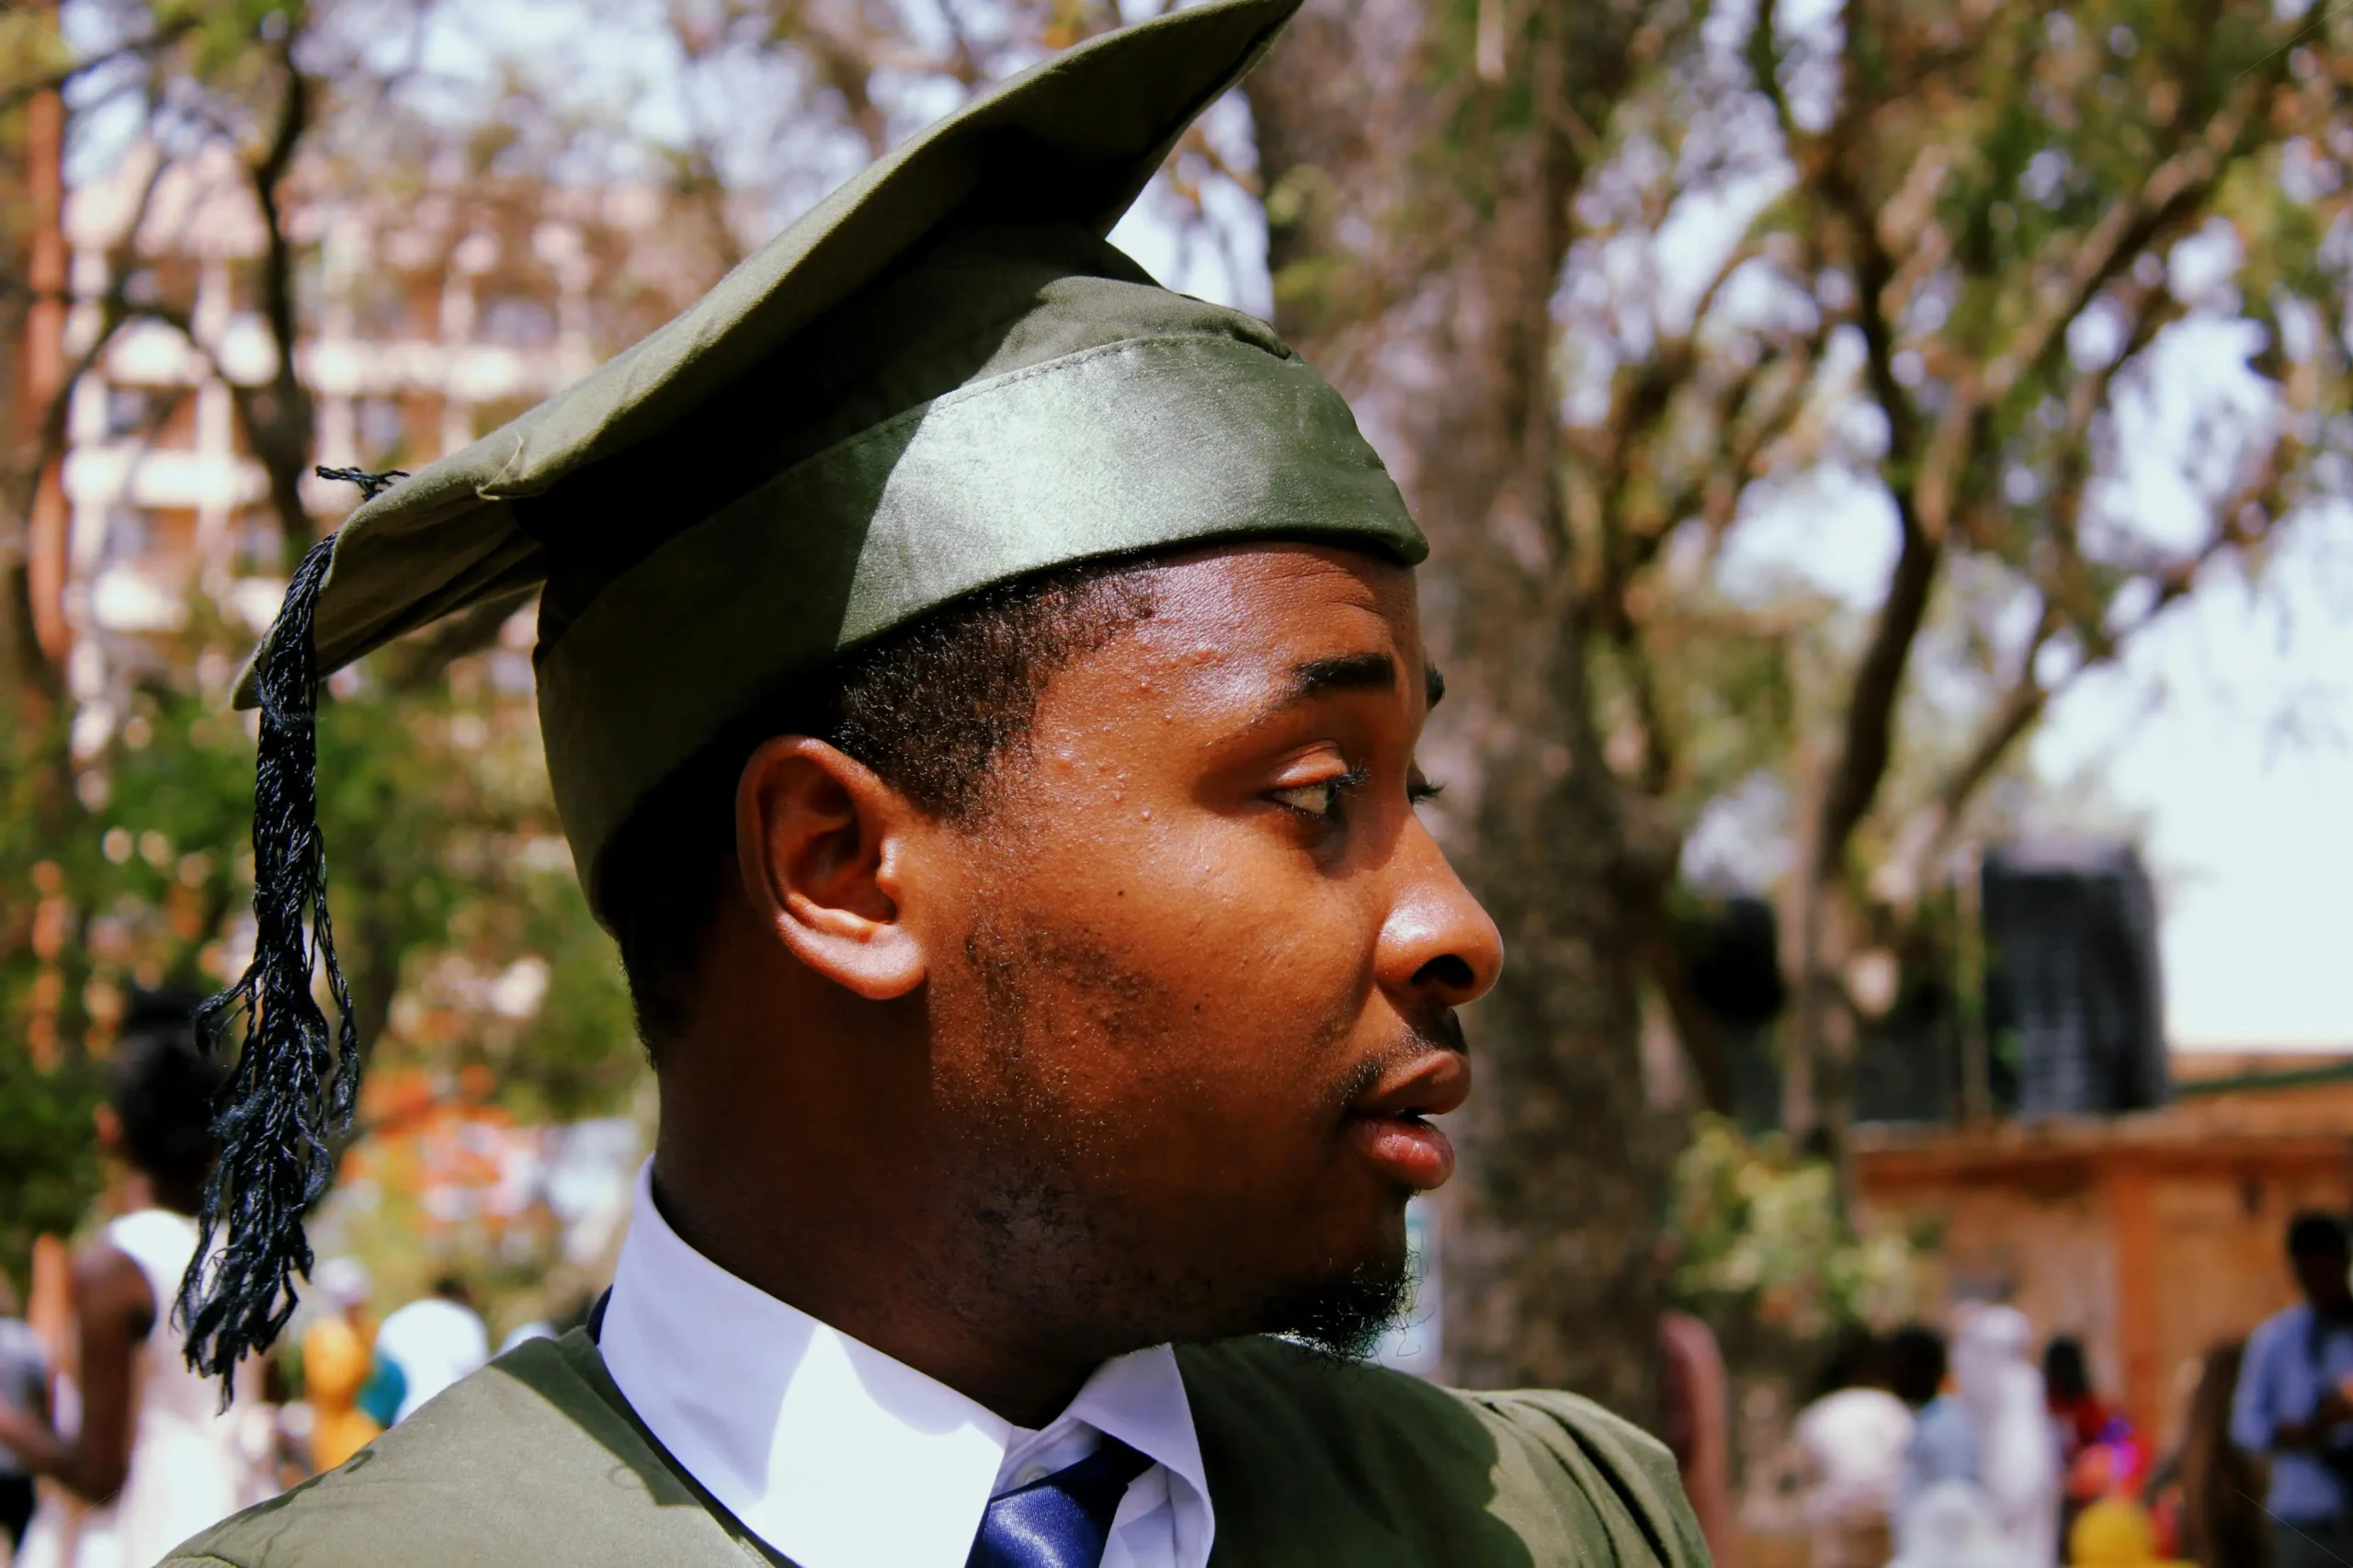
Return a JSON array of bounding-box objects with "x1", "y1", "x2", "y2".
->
[
  {"x1": 1884, "y1": 1323, "x2": 1948, "y2": 1407},
  {"x1": 2042, "y1": 1335, "x2": 2090, "y2": 1403},
  {"x1": 2288, "y1": 1210, "x2": 2349, "y2": 1260},
  {"x1": 1809, "y1": 1327, "x2": 1884, "y2": 1402},
  {"x1": 109, "y1": 989, "x2": 228, "y2": 1188},
  {"x1": 599, "y1": 558, "x2": 1160, "y2": 1052}
]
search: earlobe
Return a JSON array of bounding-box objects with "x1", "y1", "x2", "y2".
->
[{"x1": 735, "y1": 738, "x2": 928, "y2": 1000}]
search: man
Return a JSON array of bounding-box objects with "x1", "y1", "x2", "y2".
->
[
  {"x1": 1657, "y1": 1311, "x2": 1733, "y2": 1563},
  {"x1": 162, "y1": 3, "x2": 1712, "y2": 1563},
  {"x1": 2231, "y1": 1211, "x2": 2353, "y2": 1568},
  {"x1": 299, "y1": 1259, "x2": 398, "y2": 1470},
  {"x1": 1884, "y1": 1324, "x2": 2002, "y2": 1568},
  {"x1": 1889, "y1": 1324, "x2": 1977, "y2": 1509}
]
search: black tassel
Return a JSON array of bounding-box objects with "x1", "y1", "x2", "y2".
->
[
  {"x1": 313, "y1": 464, "x2": 408, "y2": 500},
  {"x1": 177, "y1": 529, "x2": 359, "y2": 1398}
]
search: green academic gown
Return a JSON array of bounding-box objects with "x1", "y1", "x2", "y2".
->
[{"x1": 164, "y1": 1331, "x2": 1710, "y2": 1567}]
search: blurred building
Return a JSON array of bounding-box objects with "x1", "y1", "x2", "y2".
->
[
  {"x1": 48, "y1": 141, "x2": 689, "y2": 722},
  {"x1": 1683, "y1": 840, "x2": 2341, "y2": 1463},
  {"x1": 1841, "y1": 845, "x2": 2334, "y2": 1453},
  {"x1": 1706, "y1": 839, "x2": 2172, "y2": 1130},
  {"x1": 28, "y1": 142, "x2": 693, "y2": 1310},
  {"x1": 1858, "y1": 1078, "x2": 2353, "y2": 1452},
  {"x1": 1982, "y1": 841, "x2": 2168, "y2": 1118}
]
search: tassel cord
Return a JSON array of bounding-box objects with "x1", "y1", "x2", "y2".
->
[{"x1": 177, "y1": 530, "x2": 359, "y2": 1399}]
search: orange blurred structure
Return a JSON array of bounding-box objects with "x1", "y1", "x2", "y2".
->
[
  {"x1": 340, "y1": 1067, "x2": 563, "y2": 1261},
  {"x1": 1858, "y1": 1070, "x2": 2353, "y2": 1449}
]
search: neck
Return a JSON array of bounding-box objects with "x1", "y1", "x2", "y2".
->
[
  {"x1": 651, "y1": 971, "x2": 1108, "y2": 1428},
  {"x1": 649, "y1": 1145, "x2": 1098, "y2": 1428}
]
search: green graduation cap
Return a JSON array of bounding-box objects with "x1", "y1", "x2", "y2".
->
[{"x1": 186, "y1": 0, "x2": 1424, "y2": 1384}]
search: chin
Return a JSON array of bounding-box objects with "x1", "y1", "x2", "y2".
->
[
  {"x1": 1244, "y1": 1250, "x2": 1415, "y2": 1362},
  {"x1": 1057, "y1": 1172, "x2": 1417, "y2": 1358},
  {"x1": 1208, "y1": 1199, "x2": 1413, "y2": 1359}
]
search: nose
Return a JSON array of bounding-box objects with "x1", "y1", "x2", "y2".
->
[{"x1": 1376, "y1": 819, "x2": 1504, "y2": 1012}]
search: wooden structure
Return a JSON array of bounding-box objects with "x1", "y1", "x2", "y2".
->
[{"x1": 1856, "y1": 1070, "x2": 2353, "y2": 1448}]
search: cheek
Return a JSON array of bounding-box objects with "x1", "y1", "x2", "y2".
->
[
  {"x1": 922, "y1": 807, "x2": 1410, "y2": 1285},
  {"x1": 1000, "y1": 818, "x2": 1378, "y2": 1158}
]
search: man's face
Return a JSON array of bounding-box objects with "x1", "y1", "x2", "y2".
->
[{"x1": 898, "y1": 542, "x2": 1502, "y2": 1362}]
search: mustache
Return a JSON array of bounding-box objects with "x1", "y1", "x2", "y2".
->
[{"x1": 1333, "y1": 1008, "x2": 1467, "y2": 1112}]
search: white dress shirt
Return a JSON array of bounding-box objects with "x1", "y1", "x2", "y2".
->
[{"x1": 599, "y1": 1164, "x2": 1215, "y2": 1568}]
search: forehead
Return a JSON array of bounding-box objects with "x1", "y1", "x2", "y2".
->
[{"x1": 1123, "y1": 541, "x2": 1421, "y2": 667}]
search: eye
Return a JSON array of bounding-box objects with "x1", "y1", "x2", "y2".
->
[{"x1": 1270, "y1": 765, "x2": 1369, "y2": 821}]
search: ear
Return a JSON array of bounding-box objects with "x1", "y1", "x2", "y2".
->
[{"x1": 734, "y1": 737, "x2": 928, "y2": 1000}]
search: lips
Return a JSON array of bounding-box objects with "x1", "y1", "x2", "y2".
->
[{"x1": 1344, "y1": 1046, "x2": 1471, "y2": 1192}]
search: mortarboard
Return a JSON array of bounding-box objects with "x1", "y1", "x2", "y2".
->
[{"x1": 185, "y1": 0, "x2": 1425, "y2": 1385}]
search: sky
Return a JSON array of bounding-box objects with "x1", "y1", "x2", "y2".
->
[{"x1": 2040, "y1": 517, "x2": 2353, "y2": 1050}]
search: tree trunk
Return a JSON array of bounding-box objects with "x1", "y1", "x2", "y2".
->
[
  {"x1": 1248, "y1": 0, "x2": 1676, "y2": 1413},
  {"x1": 5, "y1": 63, "x2": 67, "y2": 711}
]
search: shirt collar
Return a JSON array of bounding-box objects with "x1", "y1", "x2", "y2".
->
[{"x1": 597, "y1": 1162, "x2": 1211, "y2": 1568}]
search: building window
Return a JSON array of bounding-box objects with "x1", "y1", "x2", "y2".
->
[
  {"x1": 358, "y1": 397, "x2": 406, "y2": 464},
  {"x1": 105, "y1": 385, "x2": 156, "y2": 439},
  {"x1": 480, "y1": 297, "x2": 557, "y2": 348}
]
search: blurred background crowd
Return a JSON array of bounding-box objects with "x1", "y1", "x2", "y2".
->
[{"x1": 1, "y1": 0, "x2": 2351, "y2": 1563}]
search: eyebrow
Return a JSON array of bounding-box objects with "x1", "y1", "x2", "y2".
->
[
  {"x1": 1279, "y1": 653, "x2": 1449, "y2": 711},
  {"x1": 1286, "y1": 653, "x2": 1399, "y2": 701}
]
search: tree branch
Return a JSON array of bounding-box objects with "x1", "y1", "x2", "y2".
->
[
  {"x1": 0, "y1": 23, "x2": 198, "y2": 118},
  {"x1": 1993, "y1": 101, "x2": 2260, "y2": 404},
  {"x1": 1888, "y1": 425, "x2": 2298, "y2": 911},
  {"x1": 242, "y1": 24, "x2": 319, "y2": 561}
]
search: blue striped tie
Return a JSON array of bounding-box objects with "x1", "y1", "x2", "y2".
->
[{"x1": 965, "y1": 1437, "x2": 1152, "y2": 1568}]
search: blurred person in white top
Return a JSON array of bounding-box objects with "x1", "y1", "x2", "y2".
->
[
  {"x1": 371, "y1": 1278, "x2": 488, "y2": 1424},
  {"x1": 1792, "y1": 1329, "x2": 1915, "y2": 1568},
  {"x1": 0, "y1": 994, "x2": 275, "y2": 1568}
]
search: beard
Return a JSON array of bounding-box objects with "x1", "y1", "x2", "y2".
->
[
  {"x1": 1248, "y1": 1253, "x2": 1415, "y2": 1363},
  {"x1": 937, "y1": 904, "x2": 1412, "y2": 1366}
]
